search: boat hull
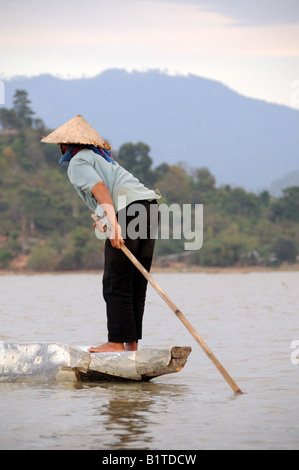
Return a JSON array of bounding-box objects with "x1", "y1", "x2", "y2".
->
[{"x1": 0, "y1": 342, "x2": 191, "y2": 383}]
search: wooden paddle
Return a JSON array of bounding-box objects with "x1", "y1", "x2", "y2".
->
[
  {"x1": 120, "y1": 243, "x2": 243, "y2": 395},
  {"x1": 91, "y1": 213, "x2": 243, "y2": 394}
]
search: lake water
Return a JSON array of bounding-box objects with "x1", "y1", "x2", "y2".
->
[{"x1": 0, "y1": 271, "x2": 298, "y2": 450}]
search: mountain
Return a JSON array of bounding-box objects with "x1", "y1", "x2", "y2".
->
[{"x1": 2, "y1": 69, "x2": 299, "y2": 192}]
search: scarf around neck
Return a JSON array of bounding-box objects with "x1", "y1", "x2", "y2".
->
[{"x1": 59, "y1": 144, "x2": 115, "y2": 167}]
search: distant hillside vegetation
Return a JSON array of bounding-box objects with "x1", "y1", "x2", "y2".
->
[
  {"x1": 268, "y1": 169, "x2": 299, "y2": 198},
  {"x1": 0, "y1": 89, "x2": 298, "y2": 271}
]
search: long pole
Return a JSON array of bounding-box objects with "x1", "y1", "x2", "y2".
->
[{"x1": 120, "y1": 243, "x2": 243, "y2": 395}]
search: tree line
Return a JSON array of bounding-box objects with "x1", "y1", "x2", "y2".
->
[{"x1": 0, "y1": 90, "x2": 298, "y2": 271}]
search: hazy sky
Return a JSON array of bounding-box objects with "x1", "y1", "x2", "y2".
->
[{"x1": 1, "y1": 0, "x2": 299, "y2": 108}]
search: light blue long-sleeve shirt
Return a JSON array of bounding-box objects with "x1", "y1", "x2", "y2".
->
[{"x1": 67, "y1": 149, "x2": 160, "y2": 234}]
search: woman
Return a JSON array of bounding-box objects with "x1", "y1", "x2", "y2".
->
[{"x1": 41, "y1": 115, "x2": 160, "y2": 353}]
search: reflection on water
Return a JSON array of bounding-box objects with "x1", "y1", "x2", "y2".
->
[
  {"x1": 0, "y1": 272, "x2": 299, "y2": 449},
  {"x1": 91, "y1": 382, "x2": 189, "y2": 450}
]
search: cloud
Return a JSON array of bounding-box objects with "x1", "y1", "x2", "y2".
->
[
  {"x1": 2, "y1": 0, "x2": 298, "y2": 55},
  {"x1": 148, "y1": 0, "x2": 299, "y2": 26}
]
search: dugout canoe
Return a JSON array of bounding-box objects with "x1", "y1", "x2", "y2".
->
[{"x1": 0, "y1": 341, "x2": 191, "y2": 383}]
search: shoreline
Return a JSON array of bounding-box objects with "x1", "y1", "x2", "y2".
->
[{"x1": 1, "y1": 262, "x2": 299, "y2": 276}]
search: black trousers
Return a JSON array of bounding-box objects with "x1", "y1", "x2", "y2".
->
[{"x1": 102, "y1": 200, "x2": 158, "y2": 343}]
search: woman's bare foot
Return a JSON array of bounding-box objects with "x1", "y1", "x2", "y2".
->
[
  {"x1": 88, "y1": 342, "x2": 125, "y2": 353},
  {"x1": 124, "y1": 341, "x2": 138, "y2": 351}
]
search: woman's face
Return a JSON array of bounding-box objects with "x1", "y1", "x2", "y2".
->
[{"x1": 59, "y1": 144, "x2": 68, "y2": 154}]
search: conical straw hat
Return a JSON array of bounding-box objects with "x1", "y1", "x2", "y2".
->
[{"x1": 41, "y1": 115, "x2": 111, "y2": 149}]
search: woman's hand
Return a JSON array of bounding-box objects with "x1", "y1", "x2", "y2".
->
[
  {"x1": 93, "y1": 216, "x2": 124, "y2": 249},
  {"x1": 109, "y1": 222, "x2": 124, "y2": 249},
  {"x1": 94, "y1": 218, "x2": 107, "y2": 233}
]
